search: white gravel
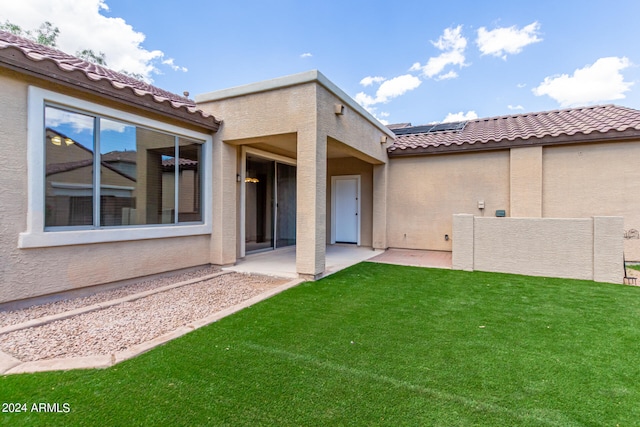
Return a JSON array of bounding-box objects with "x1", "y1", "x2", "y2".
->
[
  {"x1": 0, "y1": 271, "x2": 287, "y2": 362},
  {"x1": 0, "y1": 266, "x2": 222, "y2": 328}
]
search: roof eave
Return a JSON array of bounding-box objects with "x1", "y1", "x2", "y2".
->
[{"x1": 0, "y1": 47, "x2": 221, "y2": 132}]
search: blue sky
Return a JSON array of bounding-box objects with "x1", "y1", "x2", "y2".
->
[{"x1": 3, "y1": 0, "x2": 640, "y2": 125}]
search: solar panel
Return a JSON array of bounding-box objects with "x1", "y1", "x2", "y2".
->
[{"x1": 392, "y1": 121, "x2": 467, "y2": 136}]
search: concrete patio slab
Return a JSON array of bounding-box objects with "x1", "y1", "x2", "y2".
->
[
  {"x1": 367, "y1": 249, "x2": 452, "y2": 269},
  {"x1": 224, "y1": 245, "x2": 383, "y2": 278}
]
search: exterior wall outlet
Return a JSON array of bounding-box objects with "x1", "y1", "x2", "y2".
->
[{"x1": 478, "y1": 200, "x2": 485, "y2": 209}]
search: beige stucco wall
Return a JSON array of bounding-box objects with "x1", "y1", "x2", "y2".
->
[
  {"x1": 387, "y1": 150, "x2": 510, "y2": 251},
  {"x1": 388, "y1": 139, "x2": 640, "y2": 261},
  {"x1": 510, "y1": 146, "x2": 542, "y2": 217},
  {"x1": 452, "y1": 215, "x2": 623, "y2": 283},
  {"x1": 542, "y1": 141, "x2": 640, "y2": 260},
  {"x1": 0, "y1": 73, "x2": 214, "y2": 304}
]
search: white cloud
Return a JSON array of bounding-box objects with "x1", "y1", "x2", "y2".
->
[
  {"x1": 410, "y1": 25, "x2": 467, "y2": 79},
  {"x1": 508, "y1": 104, "x2": 525, "y2": 111},
  {"x1": 532, "y1": 57, "x2": 633, "y2": 107},
  {"x1": 360, "y1": 76, "x2": 385, "y2": 87},
  {"x1": 45, "y1": 106, "x2": 94, "y2": 133},
  {"x1": 374, "y1": 112, "x2": 390, "y2": 126},
  {"x1": 435, "y1": 70, "x2": 458, "y2": 81},
  {"x1": 476, "y1": 22, "x2": 542, "y2": 59},
  {"x1": 354, "y1": 92, "x2": 376, "y2": 108},
  {"x1": 517, "y1": 83, "x2": 527, "y2": 88},
  {"x1": 355, "y1": 72, "x2": 423, "y2": 123},
  {"x1": 300, "y1": 52, "x2": 312, "y2": 58},
  {"x1": 376, "y1": 75, "x2": 422, "y2": 103},
  {"x1": 354, "y1": 74, "x2": 421, "y2": 107},
  {"x1": 443, "y1": 111, "x2": 478, "y2": 123},
  {"x1": 1, "y1": 0, "x2": 184, "y2": 82},
  {"x1": 162, "y1": 58, "x2": 188, "y2": 73}
]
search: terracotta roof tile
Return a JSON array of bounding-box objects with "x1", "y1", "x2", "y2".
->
[
  {"x1": 388, "y1": 105, "x2": 640, "y2": 156},
  {"x1": 162, "y1": 157, "x2": 199, "y2": 170},
  {"x1": 0, "y1": 30, "x2": 220, "y2": 130}
]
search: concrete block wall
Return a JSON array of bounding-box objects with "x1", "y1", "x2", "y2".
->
[
  {"x1": 452, "y1": 214, "x2": 623, "y2": 283},
  {"x1": 593, "y1": 216, "x2": 624, "y2": 283}
]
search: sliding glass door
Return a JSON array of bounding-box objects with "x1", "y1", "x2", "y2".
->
[
  {"x1": 245, "y1": 155, "x2": 296, "y2": 253},
  {"x1": 276, "y1": 162, "x2": 296, "y2": 248}
]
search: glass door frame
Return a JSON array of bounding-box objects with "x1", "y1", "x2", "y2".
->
[{"x1": 240, "y1": 146, "x2": 297, "y2": 257}]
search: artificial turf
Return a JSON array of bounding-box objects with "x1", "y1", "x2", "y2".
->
[{"x1": 2, "y1": 263, "x2": 640, "y2": 426}]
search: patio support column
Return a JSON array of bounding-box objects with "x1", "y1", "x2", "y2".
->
[
  {"x1": 296, "y1": 128, "x2": 327, "y2": 279},
  {"x1": 210, "y1": 136, "x2": 237, "y2": 266},
  {"x1": 372, "y1": 163, "x2": 388, "y2": 250}
]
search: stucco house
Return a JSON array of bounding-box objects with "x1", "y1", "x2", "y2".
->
[{"x1": 1, "y1": 30, "x2": 639, "y2": 305}]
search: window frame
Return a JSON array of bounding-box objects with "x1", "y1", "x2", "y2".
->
[{"x1": 19, "y1": 86, "x2": 213, "y2": 248}]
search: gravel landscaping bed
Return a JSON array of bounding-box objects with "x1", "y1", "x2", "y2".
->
[
  {"x1": 0, "y1": 272, "x2": 287, "y2": 362},
  {"x1": 0, "y1": 266, "x2": 222, "y2": 328}
]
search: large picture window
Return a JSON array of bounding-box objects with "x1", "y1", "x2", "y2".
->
[
  {"x1": 45, "y1": 106, "x2": 203, "y2": 229},
  {"x1": 20, "y1": 87, "x2": 212, "y2": 248}
]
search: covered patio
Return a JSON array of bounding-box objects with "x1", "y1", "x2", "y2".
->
[
  {"x1": 224, "y1": 245, "x2": 383, "y2": 278},
  {"x1": 197, "y1": 70, "x2": 393, "y2": 279},
  {"x1": 223, "y1": 246, "x2": 453, "y2": 278}
]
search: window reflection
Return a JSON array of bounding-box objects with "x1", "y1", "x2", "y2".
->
[
  {"x1": 177, "y1": 138, "x2": 202, "y2": 222},
  {"x1": 100, "y1": 122, "x2": 176, "y2": 225},
  {"x1": 44, "y1": 105, "x2": 203, "y2": 229},
  {"x1": 45, "y1": 107, "x2": 95, "y2": 227}
]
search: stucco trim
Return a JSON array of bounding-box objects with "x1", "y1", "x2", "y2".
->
[
  {"x1": 19, "y1": 86, "x2": 213, "y2": 248},
  {"x1": 195, "y1": 70, "x2": 395, "y2": 140}
]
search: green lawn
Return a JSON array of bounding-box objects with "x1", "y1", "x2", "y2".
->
[
  {"x1": 2, "y1": 263, "x2": 640, "y2": 426},
  {"x1": 627, "y1": 263, "x2": 640, "y2": 272}
]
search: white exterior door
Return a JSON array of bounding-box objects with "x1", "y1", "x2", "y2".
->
[{"x1": 333, "y1": 176, "x2": 359, "y2": 244}]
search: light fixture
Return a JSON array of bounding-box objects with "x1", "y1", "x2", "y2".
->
[
  {"x1": 245, "y1": 177, "x2": 259, "y2": 183},
  {"x1": 50, "y1": 136, "x2": 74, "y2": 146},
  {"x1": 380, "y1": 135, "x2": 388, "y2": 144},
  {"x1": 334, "y1": 103, "x2": 345, "y2": 115}
]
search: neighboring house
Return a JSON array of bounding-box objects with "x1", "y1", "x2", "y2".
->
[{"x1": 1, "y1": 29, "x2": 639, "y2": 304}]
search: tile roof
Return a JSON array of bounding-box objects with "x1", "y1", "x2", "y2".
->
[
  {"x1": 0, "y1": 30, "x2": 220, "y2": 131},
  {"x1": 162, "y1": 157, "x2": 199, "y2": 170},
  {"x1": 388, "y1": 105, "x2": 640, "y2": 156},
  {"x1": 101, "y1": 151, "x2": 137, "y2": 163}
]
